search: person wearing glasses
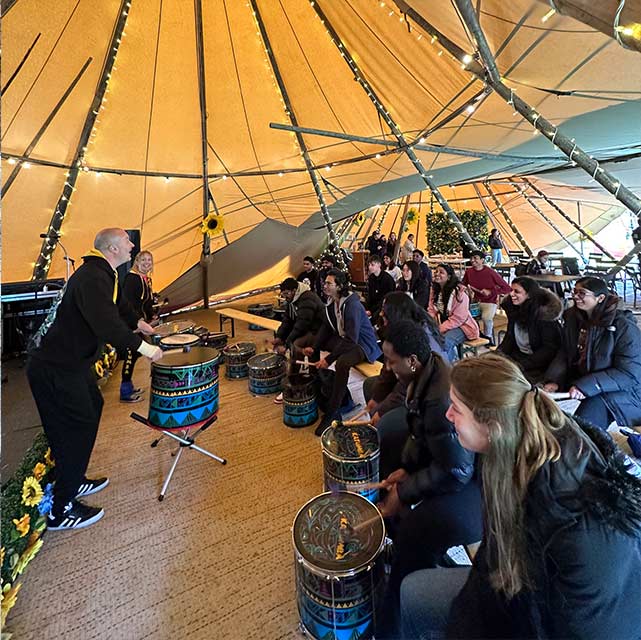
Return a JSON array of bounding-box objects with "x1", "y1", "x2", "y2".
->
[{"x1": 543, "y1": 276, "x2": 641, "y2": 429}]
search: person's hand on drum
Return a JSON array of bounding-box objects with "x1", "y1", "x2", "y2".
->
[
  {"x1": 543, "y1": 382, "x2": 559, "y2": 393},
  {"x1": 377, "y1": 483, "x2": 402, "y2": 519},
  {"x1": 149, "y1": 346, "x2": 163, "y2": 362},
  {"x1": 302, "y1": 346, "x2": 315, "y2": 358},
  {"x1": 137, "y1": 319, "x2": 156, "y2": 335},
  {"x1": 274, "y1": 344, "x2": 286, "y2": 355},
  {"x1": 568, "y1": 385, "x2": 586, "y2": 400},
  {"x1": 370, "y1": 412, "x2": 380, "y2": 427},
  {"x1": 385, "y1": 468, "x2": 409, "y2": 486},
  {"x1": 315, "y1": 358, "x2": 329, "y2": 370}
]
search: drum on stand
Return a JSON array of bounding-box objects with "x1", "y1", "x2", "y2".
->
[
  {"x1": 222, "y1": 342, "x2": 256, "y2": 379},
  {"x1": 148, "y1": 347, "x2": 220, "y2": 429},
  {"x1": 283, "y1": 374, "x2": 318, "y2": 427},
  {"x1": 321, "y1": 422, "x2": 380, "y2": 503},
  {"x1": 247, "y1": 303, "x2": 274, "y2": 330},
  {"x1": 152, "y1": 319, "x2": 196, "y2": 345},
  {"x1": 247, "y1": 352, "x2": 286, "y2": 395},
  {"x1": 159, "y1": 333, "x2": 200, "y2": 351},
  {"x1": 292, "y1": 491, "x2": 386, "y2": 640}
]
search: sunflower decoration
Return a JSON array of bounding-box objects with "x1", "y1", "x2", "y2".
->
[
  {"x1": 94, "y1": 359, "x2": 104, "y2": 379},
  {"x1": 356, "y1": 212, "x2": 365, "y2": 226},
  {"x1": 201, "y1": 213, "x2": 225, "y2": 238},
  {"x1": 21, "y1": 477, "x2": 43, "y2": 508},
  {"x1": 406, "y1": 208, "x2": 418, "y2": 225}
]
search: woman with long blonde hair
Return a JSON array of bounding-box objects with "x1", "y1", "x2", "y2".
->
[
  {"x1": 120, "y1": 250, "x2": 156, "y2": 402},
  {"x1": 400, "y1": 353, "x2": 641, "y2": 639}
]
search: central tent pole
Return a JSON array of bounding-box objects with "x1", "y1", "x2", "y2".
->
[{"x1": 483, "y1": 183, "x2": 534, "y2": 257}]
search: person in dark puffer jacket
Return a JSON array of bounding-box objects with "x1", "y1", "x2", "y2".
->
[
  {"x1": 544, "y1": 276, "x2": 641, "y2": 429},
  {"x1": 375, "y1": 320, "x2": 482, "y2": 638},
  {"x1": 498, "y1": 276, "x2": 562, "y2": 383},
  {"x1": 400, "y1": 353, "x2": 641, "y2": 640}
]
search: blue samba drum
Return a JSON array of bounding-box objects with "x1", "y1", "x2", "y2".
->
[
  {"x1": 292, "y1": 491, "x2": 386, "y2": 640},
  {"x1": 469, "y1": 302, "x2": 481, "y2": 319},
  {"x1": 283, "y1": 374, "x2": 318, "y2": 428},
  {"x1": 321, "y1": 423, "x2": 380, "y2": 503},
  {"x1": 222, "y1": 342, "x2": 256, "y2": 379},
  {"x1": 247, "y1": 303, "x2": 274, "y2": 330},
  {"x1": 247, "y1": 352, "x2": 286, "y2": 395},
  {"x1": 148, "y1": 347, "x2": 220, "y2": 430},
  {"x1": 152, "y1": 319, "x2": 196, "y2": 345},
  {"x1": 159, "y1": 333, "x2": 200, "y2": 351}
]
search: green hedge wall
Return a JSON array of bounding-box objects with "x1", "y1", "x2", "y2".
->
[{"x1": 426, "y1": 210, "x2": 489, "y2": 255}]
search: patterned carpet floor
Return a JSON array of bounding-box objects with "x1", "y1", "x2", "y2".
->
[{"x1": 7, "y1": 295, "x2": 368, "y2": 640}]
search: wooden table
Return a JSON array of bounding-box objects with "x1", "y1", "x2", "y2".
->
[{"x1": 529, "y1": 274, "x2": 579, "y2": 284}]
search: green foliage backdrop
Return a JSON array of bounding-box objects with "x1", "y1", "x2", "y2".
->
[{"x1": 426, "y1": 210, "x2": 489, "y2": 254}]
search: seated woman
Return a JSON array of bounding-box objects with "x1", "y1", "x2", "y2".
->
[
  {"x1": 383, "y1": 253, "x2": 402, "y2": 283},
  {"x1": 543, "y1": 276, "x2": 641, "y2": 429},
  {"x1": 364, "y1": 292, "x2": 449, "y2": 478},
  {"x1": 428, "y1": 263, "x2": 480, "y2": 361},
  {"x1": 397, "y1": 260, "x2": 429, "y2": 308},
  {"x1": 400, "y1": 354, "x2": 641, "y2": 640},
  {"x1": 497, "y1": 276, "x2": 562, "y2": 383},
  {"x1": 376, "y1": 320, "x2": 482, "y2": 636}
]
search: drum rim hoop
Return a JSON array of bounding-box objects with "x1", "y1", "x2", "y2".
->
[
  {"x1": 152, "y1": 351, "x2": 221, "y2": 369},
  {"x1": 291, "y1": 490, "x2": 385, "y2": 576},
  {"x1": 321, "y1": 448, "x2": 380, "y2": 463}
]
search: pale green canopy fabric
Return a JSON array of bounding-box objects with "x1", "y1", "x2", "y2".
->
[{"x1": 2, "y1": 0, "x2": 640, "y2": 307}]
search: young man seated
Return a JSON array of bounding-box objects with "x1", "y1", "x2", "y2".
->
[
  {"x1": 365, "y1": 254, "x2": 396, "y2": 325},
  {"x1": 296, "y1": 256, "x2": 318, "y2": 292},
  {"x1": 304, "y1": 269, "x2": 382, "y2": 435}
]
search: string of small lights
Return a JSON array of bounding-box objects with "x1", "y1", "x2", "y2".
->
[
  {"x1": 32, "y1": 0, "x2": 132, "y2": 281},
  {"x1": 308, "y1": 0, "x2": 480, "y2": 250}
]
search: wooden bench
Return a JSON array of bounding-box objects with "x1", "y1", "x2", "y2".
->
[
  {"x1": 458, "y1": 337, "x2": 490, "y2": 359},
  {"x1": 215, "y1": 307, "x2": 281, "y2": 338},
  {"x1": 353, "y1": 360, "x2": 383, "y2": 378}
]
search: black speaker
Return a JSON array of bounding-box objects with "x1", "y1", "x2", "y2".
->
[
  {"x1": 116, "y1": 229, "x2": 141, "y2": 287},
  {"x1": 560, "y1": 257, "x2": 580, "y2": 276}
]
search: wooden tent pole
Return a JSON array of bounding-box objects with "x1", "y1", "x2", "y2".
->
[
  {"x1": 523, "y1": 178, "x2": 617, "y2": 260},
  {"x1": 471, "y1": 183, "x2": 521, "y2": 251},
  {"x1": 249, "y1": 0, "x2": 345, "y2": 270},
  {"x1": 483, "y1": 183, "x2": 534, "y2": 257},
  {"x1": 394, "y1": 196, "x2": 412, "y2": 264},
  {"x1": 33, "y1": 0, "x2": 130, "y2": 281},
  {"x1": 1, "y1": 33, "x2": 41, "y2": 96},
  {"x1": 534, "y1": 0, "x2": 641, "y2": 53},
  {"x1": 511, "y1": 181, "x2": 588, "y2": 263},
  {"x1": 447, "y1": 0, "x2": 641, "y2": 220},
  {"x1": 309, "y1": 2, "x2": 479, "y2": 251},
  {"x1": 194, "y1": 0, "x2": 212, "y2": 308}
]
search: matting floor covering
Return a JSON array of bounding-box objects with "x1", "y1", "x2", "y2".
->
[{"x1": 7, "y1": 295, "x2": 367, "y2": 639}]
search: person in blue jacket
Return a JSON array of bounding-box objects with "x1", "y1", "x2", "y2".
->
[{"x1": 304, "y1": 268, "x2": 382, "y2": 435}]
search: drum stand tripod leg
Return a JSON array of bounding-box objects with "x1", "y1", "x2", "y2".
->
[
  {"x1": 159, "y1": 445, "x2": 184, "y2": 501},
  {"x1": 162, "y1": 429, "x2": 227, "y2": 465}
]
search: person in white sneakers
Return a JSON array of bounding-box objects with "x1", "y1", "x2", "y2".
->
[{"x1": 27, "y1": 228, "x2": 163, "y2": 531}]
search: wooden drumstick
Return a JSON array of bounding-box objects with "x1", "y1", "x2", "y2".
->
[
  {"x1": 340, "y1": 418, "x2": 372, "y2": 427},
  {"x1": 295, "y1": 359, "x2": 319, "y2": 367},
  {"x1": 351, "y1": 514, "x2": 383, "y2": 534},
  {"x1": 342, "y1": 408, "x2": 369, "y2": 423}
]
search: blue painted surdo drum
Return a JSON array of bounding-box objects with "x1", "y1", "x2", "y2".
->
[
  {"x1": 321, "y1": 423, "x2": 380, "y2": 503},
  {"x1": 247, "y1": 352, "x2": 286, "y2": 395},
  {"x1": 148, "y1": 347, "x2": 220, "y2": 430},
  {"x1": 247, "y1": 303, "x2": 274, "y2": 330},
  {"x1": 151, "y1": 319, "x2": 196, "y2": 345},
  {"x1": 292, "y1": 491, "x2": 386, "y2": 640},
  {"x1": 283, "y1": 374, "x2": 318, "y2": 428},
  {"x1": 222, "y1": 342, "x2": 256, "y2": 379},
  {"x1": 159, "y1": 333, "x2": 200, "y2": 351}
]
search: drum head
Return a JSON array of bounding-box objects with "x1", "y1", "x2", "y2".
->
[
  {"x1": 284, "y1": 373, "x2": 314, "y2": 388},
  {"x1": 293, "y1": 492, "x2": 384, "y2": 575},
  {"x1": 154, "y1": 319, "x2": 195, "y2": 338},
  {"x1": 322, "y1": 423, "x2": 379, "y2": 460},
  {"x1": 223, "y1": 342, "x2": 256, "y2": 356},
  {"x1": 248, "y1": 353, "x2": 284, "y2": 369},
  {"x1": 160, "y1": 333, "x2": 199, "y2": 347},
  {"x1": 153, "y1": 346, "x2": 220, "y2": 369}
]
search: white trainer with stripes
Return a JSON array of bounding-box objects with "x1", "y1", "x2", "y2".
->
[{"x1": 47, "y1": 500, "x2": 104, "y2": 531}]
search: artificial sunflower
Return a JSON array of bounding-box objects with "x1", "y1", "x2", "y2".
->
[
  {"x1": 44, "y1": 448, "x2": 54, "y2": 467},
  {"x1": 12, "y1": 538, "x2": 43, "y2": 580},
  {"x1": 94, "y1": 360, "x2": 104, "y2": 378},
  {"x1": 356, "y1": 212, "x2": 365, "y2": 226},
  {"x1": 13, "y1": 514, "x2": 30, "y2": 538},
  {"x1": 1, "y1": 583, "x2": 22, "y2": 627},
  {"x1": 32, "y1": 462, "x2": 46, "y2": 481},
  {"x1": 0, "y1": 547, "x2": 5, "y2": 566},
  {"x1": 200, "y1": 213, "x2": 225, "y2": 238},
  {"x1": 406, "y1": 208, "x2": 418, "y2": 224},
  {"x1": 21, "y1": 477, "x2": 43, "y2": 507}
]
